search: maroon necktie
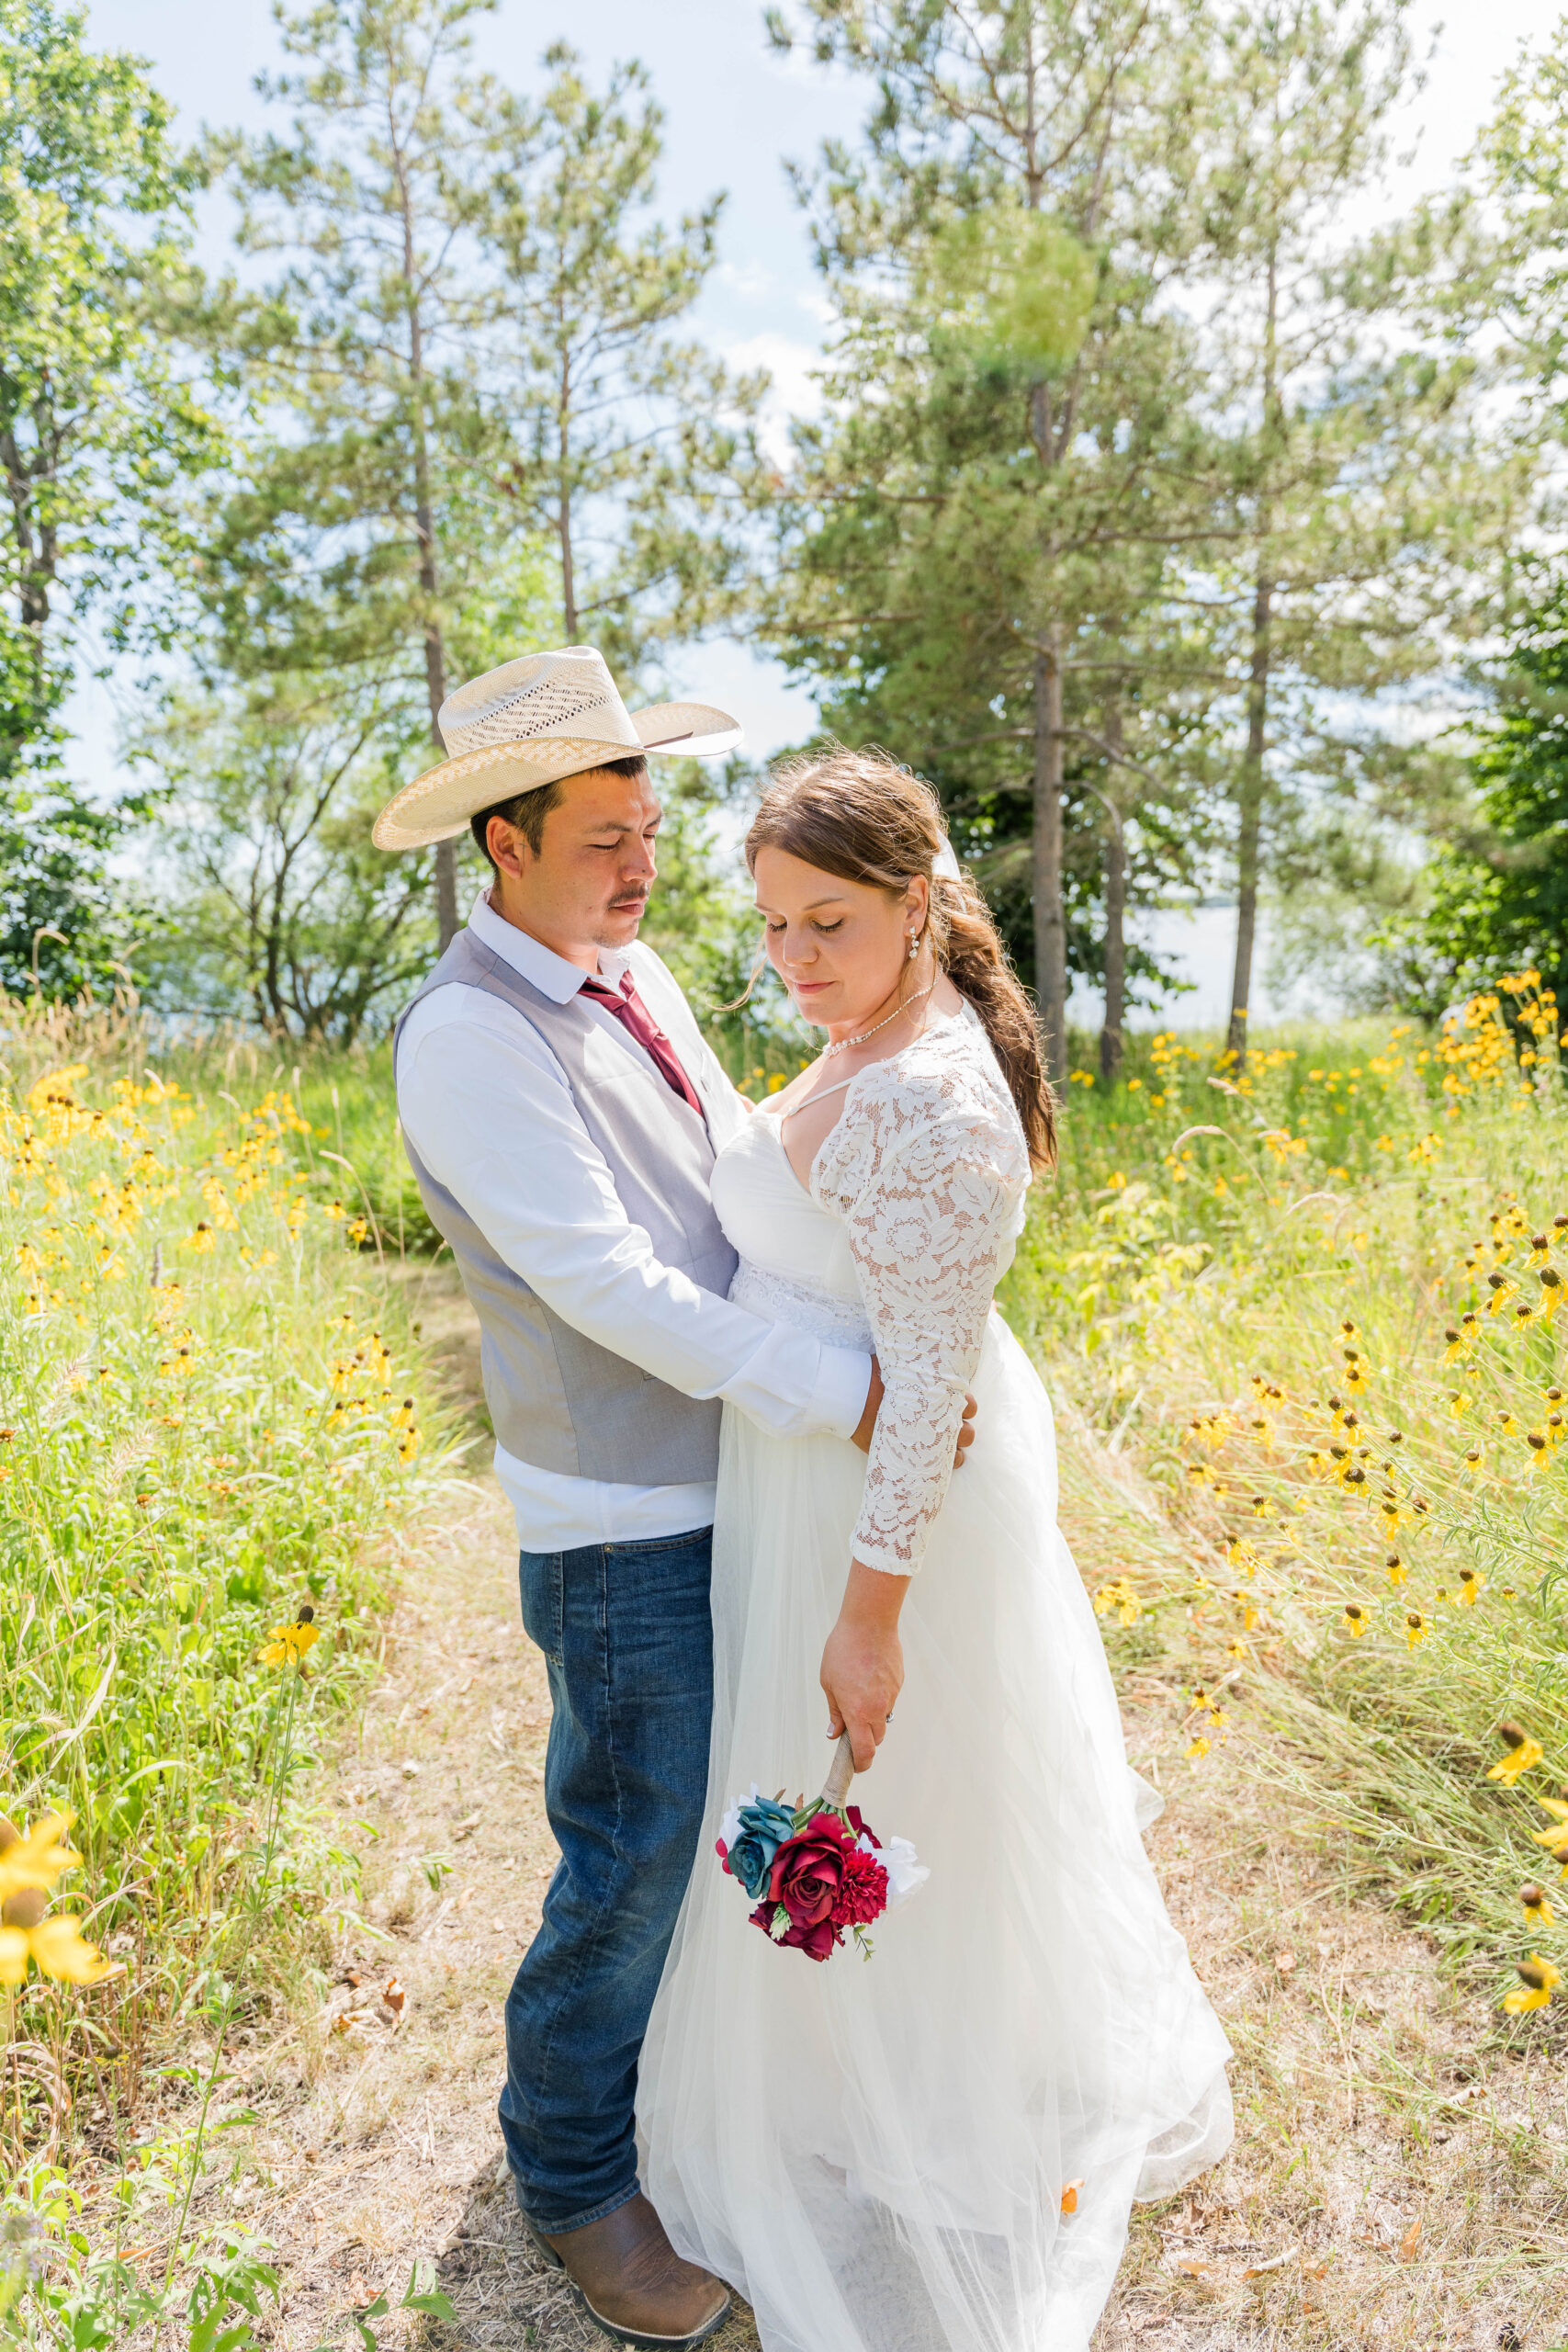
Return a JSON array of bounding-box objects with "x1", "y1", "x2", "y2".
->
[{"x1": 580, "y1": 970, "x2": 705, "y2": 1117}]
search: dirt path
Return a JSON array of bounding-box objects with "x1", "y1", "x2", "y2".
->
[{"x1": 216, "y1": 1283, "x2": 1564, "y2": 2352}]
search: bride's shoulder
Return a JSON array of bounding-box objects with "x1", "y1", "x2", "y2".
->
[{"x1": 818, "y1": 1007, "x2": 1028, "y2": 1196}]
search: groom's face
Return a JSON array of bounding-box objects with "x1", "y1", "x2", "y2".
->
[{"x1": 491, "y1": 766, "x2": 664, "y2": 961}]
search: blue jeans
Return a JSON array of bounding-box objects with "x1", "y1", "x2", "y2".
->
[{"x1": 500, "y1": 1526, "x2": 715, "y2": 2233}]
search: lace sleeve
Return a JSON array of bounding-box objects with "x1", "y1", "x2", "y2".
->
[{"x1": 814, "y1": 1020, "x2": 1029, "y2": 1573}]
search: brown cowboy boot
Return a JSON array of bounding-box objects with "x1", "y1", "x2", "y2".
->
[{"x1": 524, "y1": 2191, "x2": 730, "y2": 2349}]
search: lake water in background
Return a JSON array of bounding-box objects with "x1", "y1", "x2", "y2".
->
[{"x1": 1065, "y1": 904, "x2": 1300, "y2": 1036}]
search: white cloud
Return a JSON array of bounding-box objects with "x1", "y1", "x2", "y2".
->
[{"x1": 721, "y1": 330, "x2": 826, "y2": 462}]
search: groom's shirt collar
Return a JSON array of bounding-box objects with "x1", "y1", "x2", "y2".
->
[{"x1": 468, "y1": 888, "x2": 631, "y2": 1003}]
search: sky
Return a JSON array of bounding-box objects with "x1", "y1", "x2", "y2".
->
[{"x1": 76, "y1": 0, "x2": 1568, "y2": 1023}]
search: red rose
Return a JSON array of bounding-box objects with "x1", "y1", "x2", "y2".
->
[
  {"x1": 829, "y1": 1844, "x2": 889, "y2": 1929},
  {"x1": 768, "y1": 1815, "x2": 855, "y2": 1932},
  {"x1": 749, "y1": 1897, "x2": 838, "y2": 1961}
]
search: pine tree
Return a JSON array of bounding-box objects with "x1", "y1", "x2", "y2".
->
[
  {"x1": 203, "y1": 0, "x2": 512, "y2": 951},
  {"x1": 484, "y1": 45, "x2": 763, "y2": 673}
]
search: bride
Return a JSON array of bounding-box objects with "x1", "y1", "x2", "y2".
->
[{"x1": 638, "y1": 748, "x2": 1233, "y2": 2352}]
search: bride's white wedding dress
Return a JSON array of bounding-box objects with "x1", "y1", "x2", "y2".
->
[{"x1": 639, "y1": 1003, "x2": 1233, "y2": 2351}]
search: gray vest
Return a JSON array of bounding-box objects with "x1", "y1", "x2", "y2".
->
[{"x1": 393, "y1": 927, "x2": 739, "y2": 1484}]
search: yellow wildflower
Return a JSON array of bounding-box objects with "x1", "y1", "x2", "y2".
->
[
  {"x1": 1521, "y1": 1881, "x2": 1555, "y2": 1928},
  {"x1": 1341, "y1": 1602, "x2": 1369, "y2": 1637},
  {"x1": 1185, "y1": 1736, "x2": 1210, "y2": 1762},
  {"x1": 0, "y1": 1913, "x2": 109, "y2": 1986},
  {"x1": 1404, "y1": 1611, "x2": 1428, "y2": 1649},
  {"x1": 1503, "y1": 1954, "x2": 1560, "y2": 2014},
  {"x1": 259, "y1": 1606, "x2": 319, "y2": 1668},
  {"x1": 1443, "y1": 1316, "x2": 1478, "y2": 1362},
  {"x1": 1487, "y1": 1721, "x2": 1542, "y2": 1783},
  {"x1": 1446, "y1": 1391, "x2": 1471, "y2": 1418},
  {"x1": 184, "y1": 1222, "x2": 215, "y2": 1254},
  {"x1": 1456, "y1": 1566, "x2": 1483, "y2": 1607},
  {"x1": 0, "y1": 1813, "x2": 82, "y2": 1905},
  {"x1": 1385, "y1": 1554, "x2": 1405, "y2": 1586}
]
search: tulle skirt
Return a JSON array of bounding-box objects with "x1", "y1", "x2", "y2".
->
[{"x1": 638, "y1": 1308, "x2": 1234, "y2": 2352}]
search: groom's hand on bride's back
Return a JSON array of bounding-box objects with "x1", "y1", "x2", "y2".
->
[{"x1": 851, "y1": 1359, "x2": 977, "y2": 1468}]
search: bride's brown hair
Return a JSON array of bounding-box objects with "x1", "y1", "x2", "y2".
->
[{"x1": 747, "y1": 745, "x2": 1056, "y2": 1171}]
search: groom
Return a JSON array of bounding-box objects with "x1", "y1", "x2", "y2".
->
[{"x1": 378, "y1": 650, "x2": 973, "y2": 2349}]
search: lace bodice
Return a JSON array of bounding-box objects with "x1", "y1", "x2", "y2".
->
[{"x1": 713, "y1": 1002, "x2": 1031, "y2": 1572}]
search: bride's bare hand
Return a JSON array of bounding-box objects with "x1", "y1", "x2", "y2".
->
[{"x1": 820, "y1": 1564, "x2": 909, "y2": 1771}]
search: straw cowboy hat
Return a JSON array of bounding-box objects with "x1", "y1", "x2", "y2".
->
[{"x1": 371, "y1": 646, "x2": 742, "y2": 852}]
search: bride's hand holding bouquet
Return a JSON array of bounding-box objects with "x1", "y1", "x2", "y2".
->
[
  {"x1": 820, "y1": 1560, "x2": 909, "y2": 1773},
  {"x1": 715, "y1": 1561, "x2": 924, "y2": 1962}
]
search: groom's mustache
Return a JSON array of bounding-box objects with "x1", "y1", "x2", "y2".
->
[{"x1": 610, "y1": 889, "x2": 649, "y2": 914}]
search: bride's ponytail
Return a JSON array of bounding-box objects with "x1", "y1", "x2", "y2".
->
[{"x1": 746, "y1": 747, "x2": 1057, "y2": 1171}]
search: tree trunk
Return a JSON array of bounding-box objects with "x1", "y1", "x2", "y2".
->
[
  {"x1": 1228, "y1": 239, "x2": 1280, "y2": 1074},
  {"x1": 1099, "y1": 703, "x2": 1125, "y2": 1086},
  {"x1": 1032, "y1": 634, "x2": 1068, "y2": 1083},
  {"x1": 400, "y1": 171, "x2": 459, "y2": 952},
  {"x1": 1226, "y1": 571, "x2": 1272, "y2": 1070},
  {"x1": 558, "y1": 363, "x2": 578, "y2": 639}
]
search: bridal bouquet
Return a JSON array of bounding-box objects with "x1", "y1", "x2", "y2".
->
[{"x1": 716, "y1": 1738, "x2": 927, "y2": 1962}]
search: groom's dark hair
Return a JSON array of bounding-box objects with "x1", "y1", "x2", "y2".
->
[{"x1": 469, "y1": 754, "x2": 650, "y2": 869}]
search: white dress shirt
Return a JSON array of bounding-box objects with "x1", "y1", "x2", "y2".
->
[{"x1": 396, "y1": 888, "x2": 873, "y2": 1551}]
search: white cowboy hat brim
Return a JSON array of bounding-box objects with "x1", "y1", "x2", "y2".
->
[{"x1": 371, "y1": 699, "x2": 741, "y2": 852}]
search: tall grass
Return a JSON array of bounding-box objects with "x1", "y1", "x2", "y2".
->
[
  {"x1": 0, "y1": 995, "x2": 453, "y2": 2169},
  {"x1": 1002, "y1": 978, "x2": 1568, "y2": 2017}
]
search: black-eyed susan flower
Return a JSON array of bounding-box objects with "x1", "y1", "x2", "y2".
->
[
  {"x1": 1526, "y1": 1430, "x2": 1550, "y2": 1471},
  {"x1": 1385, "y1": 1553, "x2": 1406, "y2": 1586},
  {"x1": 1539, "y1": 1267, "x2": 1564, "y2": 1323},
  {"x1": 1529, "y1": 1804, "x2": 1568, "y2": 1876},
  {"x1": 0, "y1": 1911, "x2": 109, "y2": 1986},
  {"x1": 1521, "y1": 1881, "x2": 1554, "y2": 1928},
  {"x1": 1341, "y1": 1602, "x2": 1369, "y2": 1637},
  {"x1": 0, "y1": 1812, "x2": 82, "y2": 1906},
  {"x1": 184, "y1": 1222, "x2": 215, "y2": 1255},
  {"x1": 1444, "y1": 1317, "x2": 1478, "y2": 1362},
  {"x1": 260, "y1": 1605, "x2": 319, "y2": 1668},
  {"x1": 1488, "y1": 1721, "x2": 1542, "y2": 1782},
  {"x1": 1456, "y1": 1566, "x2": 1483, "y2": 1607},
  {"x1": 1486, "y1": 1272, "x2": 1519, "y2": 1315},
  {"x1": 1503, "y1": 1954, "x2": 1561, "y2": 2014},
  {"x1": 1461, "y1": 1448, "x2": 1484, "y2": 1481},
  {"x1": 1404, "y1": 1611, "x2": 1428, "y2": 1649},
  {"x1": 1225, "y1": 1637, "x2": 1248, "y2": 1661},
  {"x1": 1185, "y1": 1735, "x2": 1210, "y2": 1762},
  {"x1": 1447, "y1": 1390, "x2": 1472, "y2": 1419}
]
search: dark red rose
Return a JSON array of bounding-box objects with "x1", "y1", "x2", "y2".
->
[
  {"x1": 767, "y1": 1815, "x2": 855, "y2": 1932},
  {"x1": 749, "y1": 1897, "x2": 838, "y2": 1961},
  {"x1": 829, "y1": 1844, "x2": 889, "y2": 1929}
]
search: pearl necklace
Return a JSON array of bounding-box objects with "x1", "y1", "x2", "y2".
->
[{"x1": 819, "y1": 981, "x2": 936, "y2": 1060}]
